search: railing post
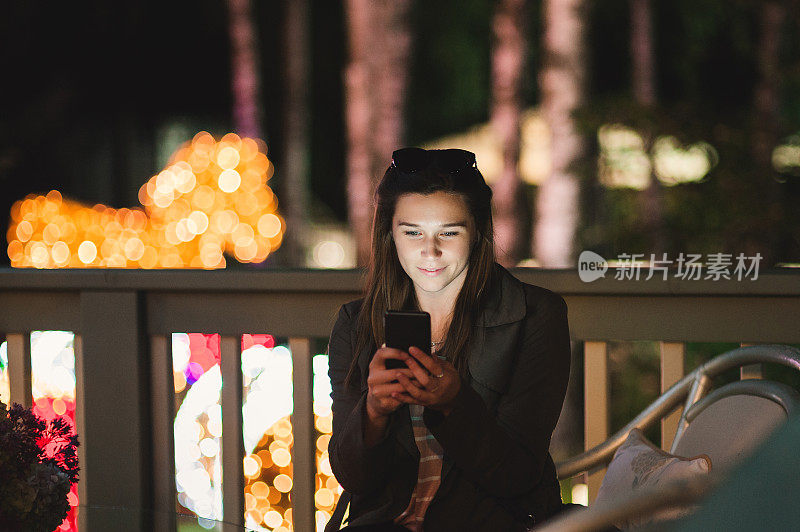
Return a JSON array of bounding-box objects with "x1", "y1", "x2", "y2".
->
[
  {"x1": 290, "y1": 337, "x2": 314, "y2": 532},
  {"x1": 151, "y1": 334, "x2": 177, "y2": 530},
  {"x1": 78, "y1": 291, "x2": 147, "y2": 529},
  {"x1": 584, "y1": 341, "x2": 608, "y2": 504},
  {"x1": 660, "y1": 342, "x2": 685, "y2": 450},
  {"x1": 6, "y1": 333, "x2": 32, "y2": 408},
  {"x1": 220, "y1": 335, "x2": 245, "y2": 526},
  {"x1": 74, "y1": 335, "x2": 86, "y2": 510}
]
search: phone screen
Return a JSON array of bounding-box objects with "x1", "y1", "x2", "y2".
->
[{"x1": 384, "y1": 310, "x2": 431, "y2": 369}]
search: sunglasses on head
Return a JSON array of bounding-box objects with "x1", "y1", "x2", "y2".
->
[{"x1": 391, "y1": 147, "x2": 477, "y2": 175}]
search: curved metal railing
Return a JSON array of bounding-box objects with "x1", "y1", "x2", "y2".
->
[{"x1": 556, "y1": 344, "x2": 800, "y2": 480}]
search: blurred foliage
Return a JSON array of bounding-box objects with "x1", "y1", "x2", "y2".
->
[
  {"x1": 687, "y1": 342, "x2": 800, "y2": 392},
  {"x1": 405, "y1": 0, "x2": 492, "y2": 144},
  {"x1": 405, "y1": 0, "x2": 544, "y2": 142},
  {"x1": 577, "y1": 0, "x2": 800, "y2": 265},
  {"x1": 608, "y1": 342, "x2": 661, "y2": 444},
  {"x1": 605, "y1": 342, "x2": 800, "y2": 448},
  {"x1": 574, "y1": 95, "x2": 793, "y2": 261}
]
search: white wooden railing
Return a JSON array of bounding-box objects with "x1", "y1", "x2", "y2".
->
[{"x1": 1, "y1": 267, "x2": 799, "y2": 528}]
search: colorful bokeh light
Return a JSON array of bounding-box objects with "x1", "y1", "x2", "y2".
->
[
  {"x1": 173, "y1": 333, "x2": 224, "y2": 521},
  {"x1": 5, "y1": 331, "x2": 341, "y2": 531},
  {"x1": 172, "y1": 334, "x2": 341, "y2": 531},
  {"x1": 7, "y1": 132, "x2": 284, "y2": 269},
  {"x1": 31, "y1": 331, "x2": 79, "y2": 532},
  {"x1": 0, "y1": 333, "x2": 79, "y2": 532},
  {"x1": 312, "y1": 354, "x2": 341, "y2": 531},
  {"x1": 241, "y1": 340, "x2": 294, "y2": 531},
  {"x1": 0, "y1": 340, "x2": 9, "y2": 406}
]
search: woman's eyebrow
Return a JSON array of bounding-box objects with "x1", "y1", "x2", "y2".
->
[{"x1": 397, "y1": 221, "x2": 468, "y2": 228}]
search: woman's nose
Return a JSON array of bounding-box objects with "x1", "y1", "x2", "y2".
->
[{"x1": 421, "y1": 237, "x2": 441, "y2": 257}]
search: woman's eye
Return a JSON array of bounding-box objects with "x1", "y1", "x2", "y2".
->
[
  {"x1": 440, "y1": 231, "x2": 460, "y2": 237},
  {"x1": 403, "y1": 230, "x2": 421, "y2": 237}
]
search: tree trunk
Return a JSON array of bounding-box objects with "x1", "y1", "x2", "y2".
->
[
  {"x1": 752, "y1": 1, "x2": 785, "y2": 265},
  {"x1": 534, "y1": 0, "x2": 586, "y2": 268},
  {"x1": 344, "y1": 0, "x2": 373, "y2": 267},
  {"x1": 630, "y1": 0, "x2": 666, "y2": 254},
  {"x1": 630, "y1": 0, "x2": 655, "y2": 107},
  {"x1": 345, "y1": 0, "x2": 412, "y2": 266},
  {"x1": 282, "y1": 0, "x2": 310, "y2": 266},
  {"x1": 227, "y1": 0, "x2": 262, "y2": 139},
  {"x1": 370, "y1": 1, "x2": 413, "y2": 186},
  {"x1": 491, "y1": 0, "x2": 528, "y2": 267}
]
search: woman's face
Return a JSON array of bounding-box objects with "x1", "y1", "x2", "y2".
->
[{"x1": 391, "y1": 191, "x2": 474, "y2": 303}]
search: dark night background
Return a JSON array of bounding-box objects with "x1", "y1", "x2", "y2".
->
[{"x1": 2, "y1": 0, "x2": 800, "y2": 267}]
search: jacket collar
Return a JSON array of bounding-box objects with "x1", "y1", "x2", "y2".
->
[
  {"x1": 475, "y1": 263, "x2": 526, "y2": 327},
  {"x1": 466, "y1": 263, "x2": 525, "y2": 395}
]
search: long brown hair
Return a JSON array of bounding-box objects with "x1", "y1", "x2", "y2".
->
[{"x1": 343, "y1": 155, "x2": 497, "y2": 389}]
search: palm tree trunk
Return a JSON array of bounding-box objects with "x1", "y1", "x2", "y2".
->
[
  {"x1": 371, "y1": 1, "x2": 412, "y2": 184},
  {"x1": 630, "y1": 0, "x2": 666, "y2": 254},
  {"x1": 491, "y1": 0, "x2": 528, "y2": 267},
  {"x1": 534, "y1": 0, "x2": 586, "y2": 268},
  {"x1": 282, "y1": 0, "x2": 310, "y2": 266},
  {"x1": 630, "y1": 0, "x2": 655, "y2": 107},
  {"x1": 752, "y1": 1, "x2": 785, "y2": 264},
  {"x1": 227, "y1": 0, "x2": 262, "y2": 139},
  {"x1": 345, "y1": 0, "x2": 412, "y2": 266},
  {"x1": 344, "y1": 0, "x2": 374, "y2": 267}
]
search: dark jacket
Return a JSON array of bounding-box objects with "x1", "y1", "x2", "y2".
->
[{"x1": 325, "y1": 265, "x2": 571, "y2": 531}]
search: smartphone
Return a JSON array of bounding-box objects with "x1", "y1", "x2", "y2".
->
[{"x1": 384, "y1": 310, "x2": 431, "y2": 370}]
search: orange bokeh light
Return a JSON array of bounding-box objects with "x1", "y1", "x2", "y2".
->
[{"x1": 8, "y1": 132, "x2": 284, "y2": 269}]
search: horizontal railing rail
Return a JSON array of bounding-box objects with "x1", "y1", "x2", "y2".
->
[
  {"x1": 2, "y1": 267, "x2": 799, "y2": 525},
  {"x1": 3, "y1": 267, "x2": 799, "y2": 337}
]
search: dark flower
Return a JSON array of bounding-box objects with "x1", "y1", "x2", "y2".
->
[{"x1": 0, "y1": 400, "x2": 80, "y2": 531}]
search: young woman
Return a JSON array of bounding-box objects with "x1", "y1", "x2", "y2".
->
[{"x1": 325, "y1": 148, "x2": 571, "y2": 531}]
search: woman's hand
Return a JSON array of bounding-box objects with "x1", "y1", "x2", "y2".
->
[
  {"x1": 391, "y1": 346, "x2": 461, "y2": 416},
  {"x1": 365, "y1": 346, "x2": 421, "y2": 420}
]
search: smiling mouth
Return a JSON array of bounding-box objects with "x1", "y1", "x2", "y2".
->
[{"x1": 418, "y1": 267, "x2": 444, "y2": 276}]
